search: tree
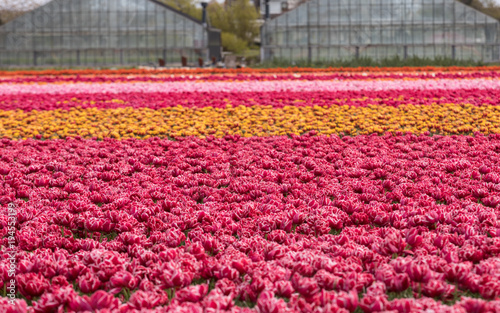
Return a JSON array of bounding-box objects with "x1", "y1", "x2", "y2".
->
[
  {"x1": 0, "y1": 0, "x2": 41, "y2": 25},
  {"x1": 479, "y1": 0, "x2": 500, "y2": 20},
  {"x1": 208, "y1": 0, "x2": 260, "y2": 53},
  {"x1": 458, "y1": 0, "x2": 500, "y2": 21},
  {"x1": 221, "y1": 32, "x2": 248, "y2": 54},
  {"x1": 224, "y1": 0, "x2": 260, "y2": 45},
  {"x1": 159, "y1": 0, "x2": 260, "y2": 54}
]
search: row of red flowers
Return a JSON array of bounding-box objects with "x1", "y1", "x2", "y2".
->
[
  {"x1": 1, "y1": 134, "x2": 500, "y2": 312},
  {"x1": 1, "y1": 66, "x2": 500, "y2": 77},
  {"x1": 0, "y1": 89, "x2": 497, "y2": 112},
  {"x1": 1, "y1": 72, "x2": 500, "y2": 84}
]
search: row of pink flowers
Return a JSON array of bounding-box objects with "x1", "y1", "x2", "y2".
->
[
  {"x1": 1, "y1": 78, "x2": 500, "y2": 95},
  {"x1": 0, "y1": 88, "x2": 497, "y2": 111},
  {"x1": 1, "y1": 134, "x2": 500, "y2": 312},
  {"x1": 2, "y1": 71, "x2": 500, "y2": 84}
]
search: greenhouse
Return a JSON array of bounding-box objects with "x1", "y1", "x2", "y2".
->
[
  {"x1": 261, "y1": 0, "x2": 500, "y2": 62},
  {"x1": 0, "y1": 0, "x2": 221, "y2": 67}
]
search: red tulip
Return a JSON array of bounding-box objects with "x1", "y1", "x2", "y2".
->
[
  {"x1": 359, "y1": 295, "x2": 387, "y2": 313},
  {"x1": 336, "y1": 290, "x2": 359, "y2": 313},
  {"x1": 291, "y1": 273, "x2": 319, "y2": 298},
  {"x1": 89, "y1": 290, "x2": 120, "y2": 310},
  {"x1": 18, "y1": 273, "x2": 49, "y2": 298},
  {"x1": 256, "y1": 291, "x2": 286, "y2": 313},
  {"x1": 405, "y1": 262, "x2": 429, "y2": 283},
  {"x1": 422, "y1": 279, "x2": 455, "y2": 299}
]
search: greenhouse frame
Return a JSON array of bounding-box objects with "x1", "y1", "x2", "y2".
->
[
  {"x1": 261, "y1": 0, "x2": 500, "y2": 62},
  {"x1": 0, "y1": 0, "x2": 221, "y2": 67}
]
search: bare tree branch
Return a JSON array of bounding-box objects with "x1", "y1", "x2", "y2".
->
[{"x1": 0, "y1": 0, "x2": 48, "y2": 25}]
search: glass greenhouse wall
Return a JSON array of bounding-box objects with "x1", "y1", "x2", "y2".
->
[
  {"x1": 0, "y1": 0, "x2": 221, "y2": 67},
  {"x1": 261, "y1": 0, "x2": 500, "y2": 62}
]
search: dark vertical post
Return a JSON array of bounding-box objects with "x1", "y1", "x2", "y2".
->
[
  {"x1": 286, "y1": 6, "x2": 289, "y2": 60},
  {"x1": 452, "y1": 0, "x2": 456, "y2": 60},
  {"x1": 327, "y1": 0, "x2": 331, "y2": 60},
  {"x1": 262, "y1": 0, "x2": 270, "y2": 63},
  {"x1": 202, "y1": 1, "x2": 208, "y2": 62},
  {"x1": 265, "y1": 0, "x2": 270, "y2": 20},
  {"x1": 432, "y1": 0, "x2": 435, "y2": 58},
  {"x1": 164, "y1": 10, "x2": 167, "y2": 63},
  {"x1": 421, "y1": 0, "x2": 424, "y2": 58},
  {"x1": 201, "y1": 2, "x2": 208, "y2": 26},
  {"x1": 307, "y1": 1, "x2": 311, "y2": 63}
]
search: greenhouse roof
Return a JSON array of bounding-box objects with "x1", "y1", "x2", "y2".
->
[
  {"x1": 0, "y1": 0, "x2": 207, "y2": 26},
  {"x1": 266, "y1": 0, "x2": 499, "y2": 24}
]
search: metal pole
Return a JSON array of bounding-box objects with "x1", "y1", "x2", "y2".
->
[
  {"x1": 164, "y1": 10, "x2": 167, "y2": 63},
  {"x1": 307, "y1": 1, "x2": 311, "y2": 63},
  {"x1": 453, "y1": 0, "x2": 456, "y2": 60},
  {"x1": 422, "y1": 0, "x2": 424, "y2": 58},
  {"x1": 432, "y1": 0, "x2": 435, "y2": 58},
  {"x1": 348, "y1": 0, "x2": 351, "y2": 59},
  {"x1": 328, "y1": 0, "x2": 331, "y2": 60},
  {"x1": 265, "y1": 0, "x2": 270, "y2": 20},
  {"x1": 201, "y1": 2, "x2": 208, "y2": 27}
]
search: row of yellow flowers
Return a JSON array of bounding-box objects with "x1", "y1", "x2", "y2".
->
[{"x1": 1, "y1": 104, "x2": 500, "y2": 140}]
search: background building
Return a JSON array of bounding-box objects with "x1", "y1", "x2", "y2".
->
[
  {"x1": 254, "y1": 0, "x2": 302, "y2": 18},
  {"x1": 0, "y1": 0, "x2": 221, "y2": 67},
  {"x1": 261, "y1": 0, "x2": 500, "y2": 62}
]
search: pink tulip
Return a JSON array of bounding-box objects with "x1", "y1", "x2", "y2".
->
[
  {"x1": 175, "y1": 284, "x2": 208, "y2": 302},
  {"x1": 109, "y1": 270, "x2": 138, "y2": 290},
  {"x1": 78, "y1": 272, "x2": 101, "y2": 294},
  {"x1": 128, "y1": 290, "x2": 163, "y2": 309},
  {"x1": 256, "y1": 291, "x2": 286, "y2": 313},
  {"x1": 291, "y1": 273, "x2": 320, "y2": 298},
  {"x1": 422, "y1": 279, "x2": 455, "y2": 299}
]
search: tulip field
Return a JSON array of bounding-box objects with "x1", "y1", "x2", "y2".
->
[{"x1": 2, "y1": 67, "x2": 500, "y2": 313}]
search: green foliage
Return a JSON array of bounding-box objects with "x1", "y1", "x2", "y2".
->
[
  {"x1": 207, "y1": 2, "x2": 227, "y2": 29},
  {"x1": 387, "y1": 288, "x2": 414, "y2": 301},
  {"x1": 224, "y1": 0, "x2": 260, "y2": 45},
  {"x1": 208, "y1": 0, "x2": 260, "y2": 53},
  {"x1": 158, "y1": 0, "x2": 202, "y2": 20},
  {"x1": 254, "y1": 56, "x2": 486, "y2": 68},
  {"x1": 221, "y1": 32, "x2": 248, "y2": 54}
]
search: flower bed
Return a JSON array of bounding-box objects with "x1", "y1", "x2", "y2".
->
[{"x1": 1, "y1": 68, "x2": 500, "y2": 312}]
